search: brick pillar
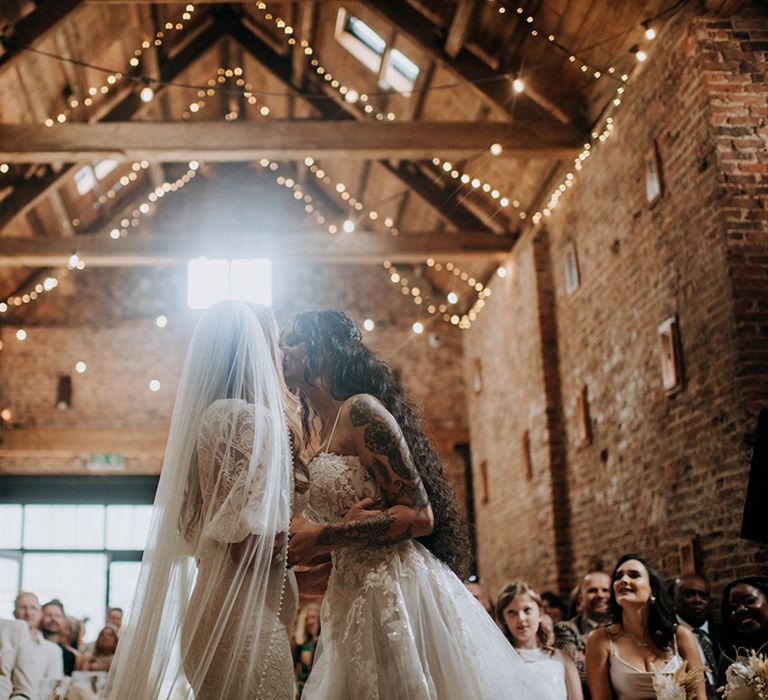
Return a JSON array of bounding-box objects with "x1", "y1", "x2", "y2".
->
[{"x1": 532, "y1": 226, "x2": 574, "y2": 593}]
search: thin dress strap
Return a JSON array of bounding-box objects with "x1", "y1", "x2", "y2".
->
[{"x1": 321, "y1": 403, "x2": 345, "y2": 452}]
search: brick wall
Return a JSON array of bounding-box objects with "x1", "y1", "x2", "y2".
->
[
  {"x1": 464, "y1": 3, "x2": 768, "y2": 599},
  {"x1": 0, "y1": 264, "x2": 469, "y2": 508}
]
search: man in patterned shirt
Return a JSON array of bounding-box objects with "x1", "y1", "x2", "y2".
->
[{"x1": 554, "y1": 571, "x2": 612, "y2": 699}]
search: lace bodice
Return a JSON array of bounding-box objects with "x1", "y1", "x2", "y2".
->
[
  {"x1": 196, "y1": 399, "x2": 294, "y2": 542},
  {"x1": 306, "y1": 452, "x2": 383, "y2": 523}
]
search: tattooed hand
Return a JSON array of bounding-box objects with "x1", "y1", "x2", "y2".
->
[{"x1": 307, "y1": 395, "x2": 434, "y2": 551}]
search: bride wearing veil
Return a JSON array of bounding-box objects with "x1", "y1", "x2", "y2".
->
[{"x1": 106, "y1": 300, "x2": 315, "y2": 699}]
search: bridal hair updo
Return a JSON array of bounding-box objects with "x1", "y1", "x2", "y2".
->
[{"x1": 291, "y1": 309, "x2": 470, "y2": 577}]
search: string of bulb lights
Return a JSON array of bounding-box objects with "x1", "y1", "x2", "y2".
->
[{"x1": 1, "y1": 1, "x2": 679, "y2": 331}]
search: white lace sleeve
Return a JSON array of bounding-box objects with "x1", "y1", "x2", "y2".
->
[{"x1": 197, "y1": 399, "x2": 275, "y2": 543}]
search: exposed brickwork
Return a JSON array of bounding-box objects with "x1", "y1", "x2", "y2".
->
[
  {"x1": 0, "y1": 265, "x2": 469, "y2": 510},
  {"x1": 465, "y1": 4, "x2": 768, "y2": 598}
]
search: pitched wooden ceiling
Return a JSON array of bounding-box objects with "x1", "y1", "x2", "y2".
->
[{"x1": 0, "y1": 0, "x2": 746, "y2": 321}]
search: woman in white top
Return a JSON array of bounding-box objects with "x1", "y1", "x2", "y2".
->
[
  {"x1": 497, "y1": 581, "x2": 583, "y2": 700},
  {"x1": 585, "y1": 554, "x2": 706, "y2": 700}
]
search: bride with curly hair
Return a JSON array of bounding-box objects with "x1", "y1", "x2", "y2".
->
[{"x1": 284, "y1": 310, "x2": 554, "y2": 699}]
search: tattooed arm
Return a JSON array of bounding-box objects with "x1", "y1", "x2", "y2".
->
[{"x1": 287, "y1": 395, "x2": 434, "y2": 564}]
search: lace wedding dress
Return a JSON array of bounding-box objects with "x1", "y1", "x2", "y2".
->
[
  {"x1": 181, "y1": 399, "x2": 304, "y2": 700},
  {"x1": 302, "y1": 451, "x2": 553, "y2": 700}
]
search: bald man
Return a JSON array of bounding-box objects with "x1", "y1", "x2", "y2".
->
[
  {"x1": 14, "y1": 592, "x2": 64, "y2": 699},
  {"x1": 672, "y1": 574, "x2": 720, "y2": 698},
  {"x1": 554, "y1": 571, "x2": 612, "y2": 699}
]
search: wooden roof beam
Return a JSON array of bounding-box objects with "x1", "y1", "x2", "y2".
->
[
  {"x1": 0, "y1": 120, "x2": 582, "y2": 162},
  {"x1": 362, "y1": 0, "x2": 582, "y2": 129},
  {"x1": 227, "y1": 18, "x2": 508, "y2": 233},
  {"x1": 445, "y1": 0, "x2": 480, "y2": 59},
  {"x1": 0, "y1": 18, "x2": 230, "y2": 232},
  {"x1": 0, "y1": 230, "x2": 515, "y2": 266},
  {"x1": 0, "y1": 0, "x2": 85, "y2": 79}
]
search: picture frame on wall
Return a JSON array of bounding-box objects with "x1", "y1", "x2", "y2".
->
[
  {"x1": 564, "y1": 240, "x2": 580, "y2": 295},
  {"x1": 658, "y1": 315, "x2": 683, "y2": 393},
  {"x1": 645, "y1": 142, "x2": 664, "y2": 205}
]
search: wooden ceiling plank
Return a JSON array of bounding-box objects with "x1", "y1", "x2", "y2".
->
[
  {"x1": 0, "y1": 18, "x2": 229, "y2": 232},
  {"x1": 361, "y1": 0, "x2": 581, "y2": 128},
  {"x1": 444, "y1": 0, "x2": 480, "y2": 59},
  {"x1": 228, "y1": 17, "x2": 499, "y2": 233},
  {"x1": 0, "y1": 0, "x2": 86, "y2": 80},
  {"x1": 0, "y1": 230, "x2": 516, "y2": 266}
]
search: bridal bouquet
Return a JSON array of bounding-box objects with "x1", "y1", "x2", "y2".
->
[
  {"x1": 719, "y1": 650, "x2": 768, "y2": 700},
  {"x1": 652, "y1": 661, "x2": 706, "y2": 700}
]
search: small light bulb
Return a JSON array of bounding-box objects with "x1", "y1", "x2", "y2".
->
[
  {"x1": 75, "y1": 361, "x2": 87, "y2": 374},
  {"x1": 344, "y1": 89, "x2": 359, "y2": 104},
  {"x1": 16, "y1": 329, "x2": 27, "y2": 341},
  {"x1": 513, "y1": 78, "x2": 524, "y2": 93},
  {"x1": 412, "y1": 322, "x2": 424, "y2": 334},
  {"x1": 140, "y1": 86, "x2": 155, "y2": 103},
  {"x1": 644, "y1": 25, "x2": 656, "y2": 40},
  {"x1": 363, "y1": 319, "x2": 375, "y2": 332},
  {"x1": 149, "y1": 379, "x2": 161, "y2": 392},
  {"x1": 489, "y1": 143, "x2": 503, "y2": 156},
  {"x1": 342, "y1": 219, "x2": 355, "y2": 233},
  {"x1": 68, "y1": 253, "x2": 79, "y2": 269},
  {"x1": 635, "y1": 49, "x2": 647, "y2": 62},
  {"x1": 447, "y1": 292, "x2": 458, "y2": 304},
  {"x1": 155, "y1": 315, "x2": 168, "y2": 328},
  {"x1": 497, "y1": 266, "x2": 508, "y2": 278}
]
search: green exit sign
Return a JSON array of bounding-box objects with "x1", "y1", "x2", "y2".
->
[{"x1": 87, "y1": 453, "x2": 125, "y2": 470}]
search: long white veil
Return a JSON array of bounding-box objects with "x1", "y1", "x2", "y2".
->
[{"x1": 106, "y1": 300, "x2": 294, "y2": 699}]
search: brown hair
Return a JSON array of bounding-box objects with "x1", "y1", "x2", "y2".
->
[{"x1": 496, "y1": 581, "x2": 554, "y2": 653}]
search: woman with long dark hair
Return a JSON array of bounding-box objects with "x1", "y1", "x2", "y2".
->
[
  {"x1": 284, "y1": 310, "x2": 553, "y2": 699},
  {"x1": 585, "y1": 554, "x2": 706, "y2": 700}
]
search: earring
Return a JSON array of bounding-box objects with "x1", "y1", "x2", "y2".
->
[{"x1": 649, "y1": 596, "x2": 657, "y2": 604}]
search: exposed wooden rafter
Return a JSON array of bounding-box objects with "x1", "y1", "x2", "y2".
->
[
  {"x1": 226, "y1": 15, "x2": 499, "y2": 234},
  {"x1": 0, "y1": 0, "x2": 85, "y2": 79},
  {"x1": 0, "y1": 230, "x2": 515, "y2": 266},
  {"x1": 0, "y1": 120, "x2": 582, "y2": 162},
  {"x1": 362, "y1": 0, "x2": 581, "y2": 129},
  {"x1": 0, "y1": 18, "x2": 231, "y2": 232},
  {"x1": 445, "y1": 0, "x2": 480, "y2": 59}
]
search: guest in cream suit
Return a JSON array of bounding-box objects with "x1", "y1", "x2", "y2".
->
[{"x1": 0, "y1": 617, "x2": 36, "y2": 700}]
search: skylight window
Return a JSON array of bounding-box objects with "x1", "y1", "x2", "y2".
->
[
  {"x1": 335, "y1": 9, "x2": 384, "y2": 73},
  {"x1": 335, "y1": 8, "x2": 420, "y2": 96},
  {"x1": 380, "y1": 49, "x2": 420, "y2": 95},
  {"x1": 74, "y1": 166, "x2": 97, "y2": 196},
  {"x1": 187, "y1": 257, "x2": 272, "y2": 309},
  {"x1": 94, "y1": 160, "x2": 119, "y2": 180}
]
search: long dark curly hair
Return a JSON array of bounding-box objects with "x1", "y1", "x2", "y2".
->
[
  {"x1": 609, "y1": 553, "x2": 677, "y2": 652},
  {"x1": 292, "y1": 310, "x2": 470, "y2": 577}
]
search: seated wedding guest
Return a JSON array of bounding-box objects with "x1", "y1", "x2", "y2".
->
[
  {"x1": 41, "y1": 600, "x2": 77, "y2": 675},
  {"x1": 671, "y1": 573, "x2": 721, "y2": 698},
  {"x1": 293, "y1": 604, "x2": 321, "y2": 698},
  {"x1": 80, "y1": 626, "x2": 118, "y2": 673},
  {"x1": 555, "y1": 571, "x2": 612, "y2": 699},
  {"x1": 719, "y1": 576, "x2": 768, "y2": 675},
  {"x1": 0, "y1": 617, "x2": 35, "y2": 700},
  {"x1": 60, "y1": 618, "x2": 83, "y2": 671},
  {"x1": 585, "y1": 554, "x2": 706, "y2": 700},
  {"x1": 542, "y1": 592, "x2": 568, "y2": 624},
  {"x1": 13, "y1": 592, "x2": 64, "y2": 698},
  {"x1": 464, "y1": 576, "x2": 496, "y2": 621},
  {"x1": 105, "y1": 608, "x2": 123, "y2": 633},
  {"x1": 498, "y1": 581, "x2": 583, "y2": 700}
]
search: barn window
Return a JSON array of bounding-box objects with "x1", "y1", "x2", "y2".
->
[{"x1": 187, "y1": 257, "x2": 272, "y2": 309}]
